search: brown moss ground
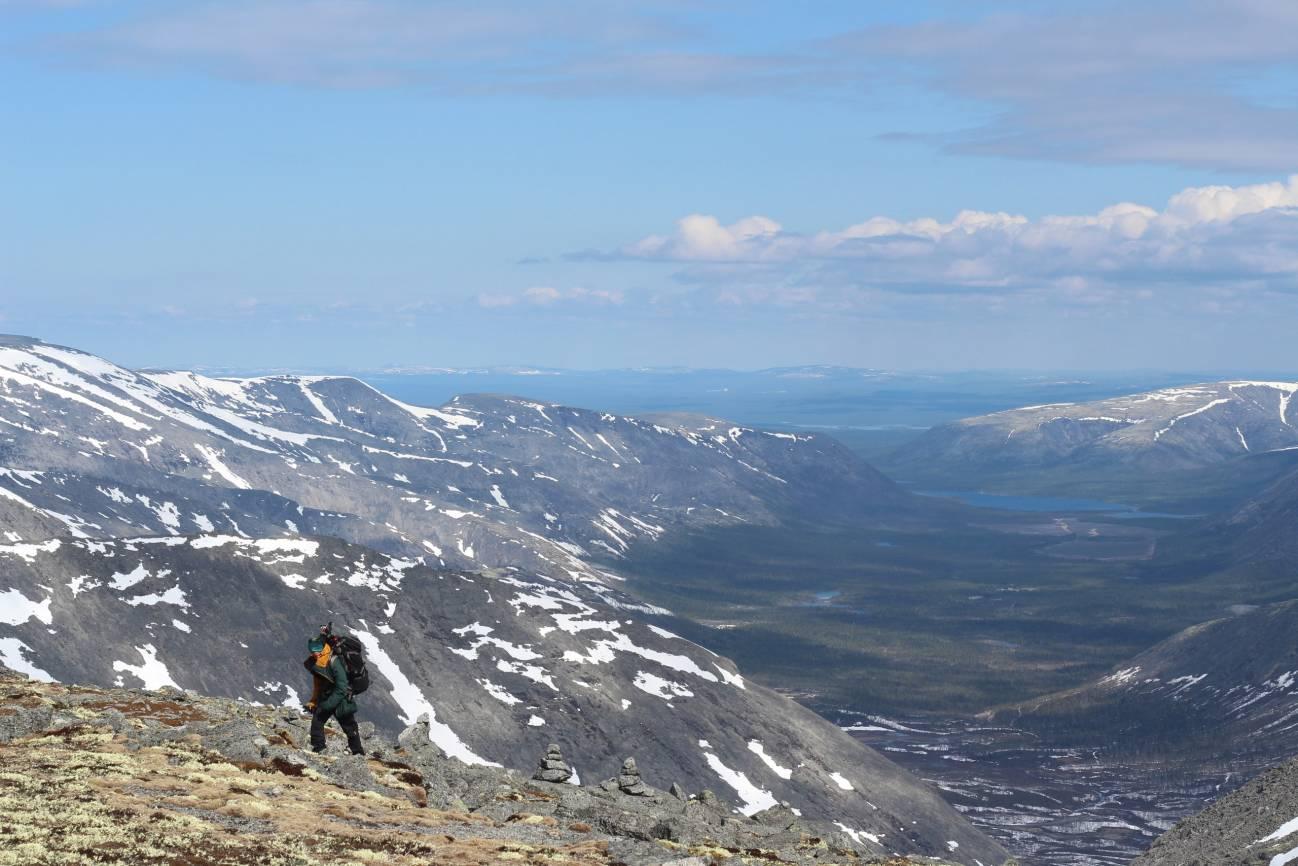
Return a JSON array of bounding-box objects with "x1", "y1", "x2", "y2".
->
[
  {"x1": 0, "y1": 716, "x2": 608, "y2": 866},
  {"x1": 0, "y1": 675, "x2": 955, "y2": 866}
]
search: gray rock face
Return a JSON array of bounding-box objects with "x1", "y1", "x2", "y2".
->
[{"x1": 0, "y1": 336, "x2": 1005, "y2": 865}]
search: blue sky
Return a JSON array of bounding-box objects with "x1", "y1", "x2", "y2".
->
[{"x1": 3, "y1": 0, "x2": 1297, "y2": 371}]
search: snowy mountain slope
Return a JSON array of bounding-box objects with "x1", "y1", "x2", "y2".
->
[
  {"x1": 0, "y1": 336, "x2": 907, "y2": 592},
  {"x1": 884, "y1": 380, "x2": 1298, "y2": 479},
  {"x1": 0, "y1": 335, "x2": 1008, "y2": 864}
]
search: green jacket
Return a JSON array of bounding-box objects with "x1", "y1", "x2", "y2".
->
[{"x1": 307, "y1": 653, "x2": 358, "y2": 717}]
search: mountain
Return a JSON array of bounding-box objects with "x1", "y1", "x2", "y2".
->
[
  {"x1": 0, "y1": 335, "x2": 907, "y2": 576},
  {"x1": 1131, "y1": 753, "x2": 1298, "y2": 866},
  {"x1": 1209, "y1": 464, "x2": 1298, "y2": 564},
  {"x1": 0, "y1": 670, "x2": 966, "y2": 866},
  {"x1": 985, "y1": 600, "x2": 1298, "y2": 776},
  {"x1": 883, "y1": 380, "x2": 1298, "y2": 488},
  {"x1": 0, "y1": 335, "x2": 1007, "y2": 864}
]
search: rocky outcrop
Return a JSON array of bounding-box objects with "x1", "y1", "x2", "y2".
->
[
  {"x1": 0, "y1": 671, "x2": 971, "y2": 866},
  {"x1": 1133, "y1": 754, "x2": 1298, "y2": 865}
]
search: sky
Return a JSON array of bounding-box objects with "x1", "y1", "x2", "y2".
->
[{"x1": 3, "y1": 0, "x2": 1298, "y2": 372}]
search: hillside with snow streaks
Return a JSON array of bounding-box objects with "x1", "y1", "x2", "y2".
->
[
  {"x1": 885, "y1": 380, "x2": 1298, "y2": 478},
  {"x1": 0, "y1": 336, "x2": 1005, "y2": 864},
  {"x1": 987, "y1": 600, "x2": 1298, "y2": 779},
  {"x1": 0, "y1": 336, "x2": 905, "y2": 594}
]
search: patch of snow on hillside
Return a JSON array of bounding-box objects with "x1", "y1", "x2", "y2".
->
[
  {"x1": 1256, "y1": 816, "x2": 1298, "y2": 847},
  {"x1": 496, "y1": 659, "x2": 558, "y2": 690},
  {"x1": 1270, "y1": 845, "x2": 1298, "y2": 866},
  {"x1": 747, "y1": 740, "x2": 793, "y2": 779},
  {"x1": 1153, "y1": 398, "x2": 1231, "y2": 441},
  {"x1": 701, "y1": 750, "x2": 778, "y2": 816},
  {"x1": 830, "y1": 771, "x2": 855, "y2": 791},
  {"x1": 108, "y1": 563, "x2": 154, "y2": 591},
  {"x1": 0, "y1": 539, "x2": 61, "y2": 563},
  {"x1": 1100, "y1": 666, "x2": 1143, "y2": 687},
  {"x1": 0, "y1": 588, "x2": 52, "y2": 626},
  {"x1": 195, "y1": 444, "x2": 251, "y2": 489},
  {"x1": 113, "y1": 644, "x2": 179, "y2": 690},
  {"x1": 125, "y1": 585, "x2": 189, "y2": 609},
  {"x1": 633, "y1": 671, "x2": 694, "y2": 700},
  {"x1": 298, "y1": 380, "x2": 339, "y2": 424},
  {"x1": 353, "y1": 628, "x2": 499, "y2": 766},
  {"x1": 476, "y1": 678, "x2": 521, "y2": 705},
  {"x1": 834, "y1": 823, "x2": 881, "y2": 847},
  {"x1": 0, "y1": 637, "x2": 54, "y2": 682}
]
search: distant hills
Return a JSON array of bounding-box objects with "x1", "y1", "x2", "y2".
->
[{"x1": 880, "y1": 380, "x2": 1298, "y2": 503}]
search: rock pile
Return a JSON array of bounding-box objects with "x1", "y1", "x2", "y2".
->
[
  {"x1": 533, "y1": 743, "x2": 574, "y2": 783},
  {"x1": 618, "y1": 757, "x2": 649, "y2": 796}
]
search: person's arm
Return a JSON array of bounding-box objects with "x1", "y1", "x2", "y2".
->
[{"x1": 306, "y1": 674, "x2": 322, "y2": 711}]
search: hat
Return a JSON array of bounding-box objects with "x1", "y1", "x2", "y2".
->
[{"x1": 308, "y1": 636, "x2": 326, "y2": 653}]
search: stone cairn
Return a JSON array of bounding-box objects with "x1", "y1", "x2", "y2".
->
[
  {"x1": 532, "y1": 743, "x2": 574, "y2": 783},
  {"x1": 616, "y1": 757, "x2": 649, "y2": 796}
]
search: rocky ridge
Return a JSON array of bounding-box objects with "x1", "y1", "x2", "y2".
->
[
  {"x1": 1131, "y1": 752, "x2": 1298, "y2": 866},
  {"x1": 0, "y1": 671, "x2": 968, "y2": 866}
]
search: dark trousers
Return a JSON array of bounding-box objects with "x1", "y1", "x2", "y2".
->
[{"x1": 310, "y1": 705, "x2": 363, "y2": 754}]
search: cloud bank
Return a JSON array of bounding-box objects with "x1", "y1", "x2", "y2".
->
[{"x1": 605, "y1": 176, "x2": 1298, "y2": 307}]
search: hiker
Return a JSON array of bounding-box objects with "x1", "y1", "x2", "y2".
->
[{"x1": 304, "y1": 623, "x2": 364, "y2": 755}]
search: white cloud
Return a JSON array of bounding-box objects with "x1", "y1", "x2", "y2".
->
[
  {"x1": 611, "y1": 176, "x2": 1298, "y2": 304},
  {"x1": 478, "y1": 286, "x2": 624, "y2": 309}
]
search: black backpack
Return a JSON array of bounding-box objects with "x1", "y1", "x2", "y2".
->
[{"x1": 333, "y1": 634, "x2": 371, "y2": 696}]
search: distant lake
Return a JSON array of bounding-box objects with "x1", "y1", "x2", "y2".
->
[{"x1": 914, "y1": 489, "x2": 1196, "y2": 519}]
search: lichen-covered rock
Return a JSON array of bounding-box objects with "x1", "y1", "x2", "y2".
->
[{"x1": 0, "y1": 703, "x2": 53, "y2": 743}]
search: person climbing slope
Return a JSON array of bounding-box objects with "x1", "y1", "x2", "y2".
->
[{"x1": 304, "y1": 622, "x2": 364, "y2": 755}]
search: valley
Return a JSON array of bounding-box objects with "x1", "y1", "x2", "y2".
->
[
  {"x1": 614, "y1": 506, "x2": 1229, "y2": 715},
  {"x1": 3, "y1": 338, "x2": 1298, "y2": 865}
]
